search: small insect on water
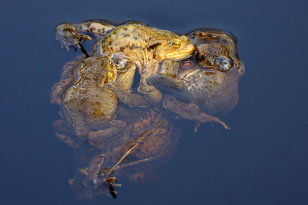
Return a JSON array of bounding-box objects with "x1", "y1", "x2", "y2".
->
[{"x1": 105, "y1": 177, "x2": 118, "y2": 199}]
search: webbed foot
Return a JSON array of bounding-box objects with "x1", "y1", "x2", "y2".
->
[{"x1": 56, "y1": 23, "x2": 92, "y2": 51}]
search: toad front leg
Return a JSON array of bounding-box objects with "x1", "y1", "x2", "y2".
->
[
  {"x1": 55, "y1": 24, "x2": 92, "y2": 51},
  {"x1": 55, "y1": 20, "x2": 116, "y2": 54},
  {"x1": 112, "y1": 88, "x2": 151, "y2": 108}
]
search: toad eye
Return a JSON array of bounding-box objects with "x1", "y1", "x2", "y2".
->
[
  {"x1": 114, "y1": 59, "x2": 130, "y2": 71},
  {"x1": 215, "y1": 56, "x2": 233, "y2": 71},
  {"x1": 110, "y1": 53, "x2": 130, "y2": 71},
  {"x1": 172, "y1": 40, "x2": 181, "y2": 49}
]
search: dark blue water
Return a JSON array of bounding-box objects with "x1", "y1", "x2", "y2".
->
[{"x1": 1, "y1": 0, "x2": 308, "y2": 204}]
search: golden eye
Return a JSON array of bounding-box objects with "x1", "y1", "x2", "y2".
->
[{"x1": 172, "y1": 40, "x2": 181, "y2": 49}]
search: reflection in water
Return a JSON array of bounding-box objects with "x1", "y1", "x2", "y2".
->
[{"x1": 51, "y1": 19, "x2": 244, "y2": 199}]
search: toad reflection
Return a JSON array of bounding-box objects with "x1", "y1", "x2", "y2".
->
[{"x1": 52, "y1": 20, "x2": 244, "y2": 198}]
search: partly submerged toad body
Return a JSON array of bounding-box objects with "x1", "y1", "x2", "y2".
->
[
  {"x1": 148, "y1": 28, "x2": 244, "y2": 130},
  {"x1": 53, "y1": 20, "x2": 245, "y2": 198},
  {"x1": 68, "y1": 107, "x2": 179, "y2": 199},
  {"x1": 56, "y1": 21, "x2": 195, "y2": 104},
  {"x1": 51, "y1": 55, "x2": 179, "y2": 199},
  {"x1": 52, "y1": 56, "x2": 129, "y2": 149},
  {"x1": 97, "y1": 24, "x2": 195, "y2": 95}
]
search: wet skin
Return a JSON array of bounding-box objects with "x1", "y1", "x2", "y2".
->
[
  {"x1": 52, "y1": 56, "x2": 127, "y2": 149},
  {"x1": 52, "y1": 21, "x2": 244, "y2": 198},
  {"x1": 56, "y1": 20, "x2": 195, "y2": 105},
  {"x1": 67, "y1": 107, "x2": 178, "y2": 199},
  {"x1": 51, "y1": 55, "x2": 178, "y2": 198},
  {"x1": 148, "y1": 29, "x2": 245, "y2": 130}
]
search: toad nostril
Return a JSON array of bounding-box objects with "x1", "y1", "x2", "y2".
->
[
  {"x1": 196, "y1": 53, "x2": 205, "y2": 62},
  {"x1": 180, "y1": 35, "x2": 188, "y2": 41}
]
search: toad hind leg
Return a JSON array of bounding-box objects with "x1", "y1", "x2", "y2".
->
[
  {"x1": 195, "y1": 112, "x2": 230, "y2": 130},
  {"x1": 163, "y1": 95, "x2": 230, "y2": 130}
]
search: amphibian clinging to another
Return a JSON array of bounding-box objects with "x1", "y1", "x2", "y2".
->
[{"x1": 56, "y1": 20, "x2": 195, "y2": 104}]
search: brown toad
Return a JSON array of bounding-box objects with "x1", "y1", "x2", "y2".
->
[
  {"x1": 56, "y1": 20, "x2": 195, "y2": 105},
  {"x1": 148, "y1": 28, "x2": 245, "y2": 130},
  {"x1": 51, "y1": 55, "x2": 179, "y2": 199},
  {"x1": 52, "y1": 56, "x2": 129, "y2": 149},
  {"x1": 66, "y1": 108, "x2": 179, "y2": 199}
]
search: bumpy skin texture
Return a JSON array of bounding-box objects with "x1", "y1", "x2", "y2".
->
[
  {"x1": 52, "y1": 56, "x2": 130, "y2": 149},
  {"x1": 51, "y1": 53, "x2": 178, "y2": 199},
  {"x1": 66, "y1": 107, "x2": 179, "y2": 199},
  {"x1": 53, "y1": 21, "x2": 244, "y2": 198},
  {"x1": 96, "y1": 23, "x2": 195, "y2": 104},
  {"x1": 148, "y1": 29, "x2": 244, "y2": 129},
  {"x1": 56, "y1": 21, "x2": 195, "y2": 105}
]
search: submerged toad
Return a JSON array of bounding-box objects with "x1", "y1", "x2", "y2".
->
[
  {"x1": 51, "y1": 54, "x2": 179, "y2": 198},
  {"x1": 68, "y1": 108, "x2": 179, "y2": 199},
  {"x1": 56, "y1": 20, "x2": 195, "y2": 104},
  {"x1": 148, "y1": 28, "x2": 244, "y2": 130},
  {"x1": 52, "y1": 20, "x2": 245, "y2": 199},
  {"x1": 52, "y1": 56, "x2": 129, "y2": 148}
]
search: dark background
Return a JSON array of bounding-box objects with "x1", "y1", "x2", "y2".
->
[{"x1": 1, "y1": 0, "x2": 307, "y2": 204}]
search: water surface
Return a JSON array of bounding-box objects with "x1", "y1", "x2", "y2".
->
[{"x1": 1, "y1": 0, "x2": 308, "y2": 204}]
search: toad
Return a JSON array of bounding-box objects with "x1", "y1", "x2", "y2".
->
[
  {"x1": 52, "y1": 56, "x2": 129, "y2": 149},
  {"x1": 68, "y1": 108, "x2": 179, "y2": 199},
  {"x1": 51, "y1": 55, "x2": 179, "y2": 198},
  {"x1": 148, "y1": 28, "x2": 245, "y2": 130},
  {"x1": 56, "y1": 20, "x2": 195, "y2": 104}
]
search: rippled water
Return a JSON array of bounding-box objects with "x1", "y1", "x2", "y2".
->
[{"x1": 1, "y1": 0, "x2": 308, "y2": 204}]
